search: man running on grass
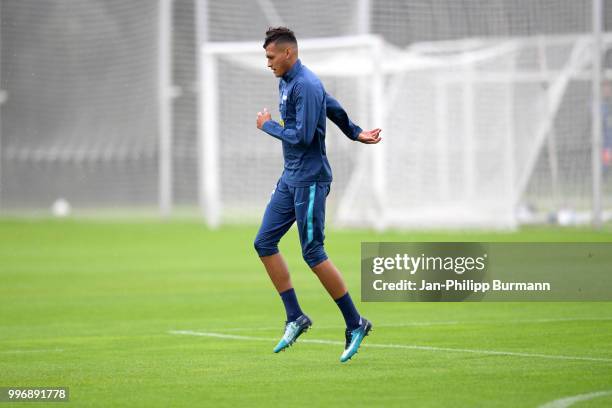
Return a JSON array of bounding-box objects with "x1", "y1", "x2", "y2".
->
[{"x1": 253, "y1": 27, "x2": 382, "y2": 362}]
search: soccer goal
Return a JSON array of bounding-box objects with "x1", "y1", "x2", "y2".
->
[{"x1": 199, "y1": 31, "x2": 607, "y2": 229}]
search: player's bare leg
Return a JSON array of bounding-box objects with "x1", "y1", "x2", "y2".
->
[
  {"x1": 259, "y1": 253, "x2": 293, "y2": 293},
  {"x1": 310, "y1": 259, "x2": 347, "y2": 299}
]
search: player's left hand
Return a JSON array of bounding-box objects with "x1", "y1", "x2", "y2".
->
[
  {"x1": 357, "y1": 128, "x2": 382, "y2": 144},
  {"x1": 257, "y1": 108, "x2": 272, "y2": 129}
]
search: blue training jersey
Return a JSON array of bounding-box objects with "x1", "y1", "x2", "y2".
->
[{"x1": 261, "y1": 59, "x2": 362, "y2": 187}]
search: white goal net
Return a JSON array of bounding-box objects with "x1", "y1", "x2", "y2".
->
[{"x1": 202, "y1": 31, "x2": 604, "y2": 229}]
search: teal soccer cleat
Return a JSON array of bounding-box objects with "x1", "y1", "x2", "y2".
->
[
  {"x1": 273, "y1": 314, "x2": 312, "y2": 353},
  {"x1": 340, "y1": 317, "x2": 372, "y2": 363}
]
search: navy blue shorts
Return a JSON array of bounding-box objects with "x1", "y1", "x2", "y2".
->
[{"x1": 254, "y1": 178, "x2": 330, "y2": 268}]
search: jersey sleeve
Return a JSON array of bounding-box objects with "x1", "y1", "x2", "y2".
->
[{"x1": 325, "y1": 92, "x2": 362, "y2": 141}]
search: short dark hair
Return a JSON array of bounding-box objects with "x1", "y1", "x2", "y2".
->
[{"x1": 263, "y1": 27, "x2": 297, "y2": 49}]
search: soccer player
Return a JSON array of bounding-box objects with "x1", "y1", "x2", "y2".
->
[{"x1": 254, "y1": 27, "x2": 382, "y2": 362}]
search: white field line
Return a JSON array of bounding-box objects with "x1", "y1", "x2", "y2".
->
[
  {"x1": 512, "y1": 317, "x2": 612, "y2": 324},
  {"x1": 538, "y1": 390, "x2": 612, "y2": 408},
  {"x1": 215, "y1": 321, "x2": 460, "y2": 331},
  {"x1": 0, "y1": 348, "x2": 64, "y2": 354},
  {"x1": 169, "y1": 330, "x2": 612, "y2": 364},
  {"x1": 203, "y1": 317, "x2": 612, "y2": 332}
]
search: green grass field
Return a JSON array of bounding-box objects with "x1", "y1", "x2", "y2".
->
[{"x1": 1, "y1": 219, "x2": 612, "y2": 407}]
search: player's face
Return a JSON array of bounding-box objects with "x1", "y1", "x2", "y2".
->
[{"x1": 265, "y1": 42, "x2": 290, "y2": 77}]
